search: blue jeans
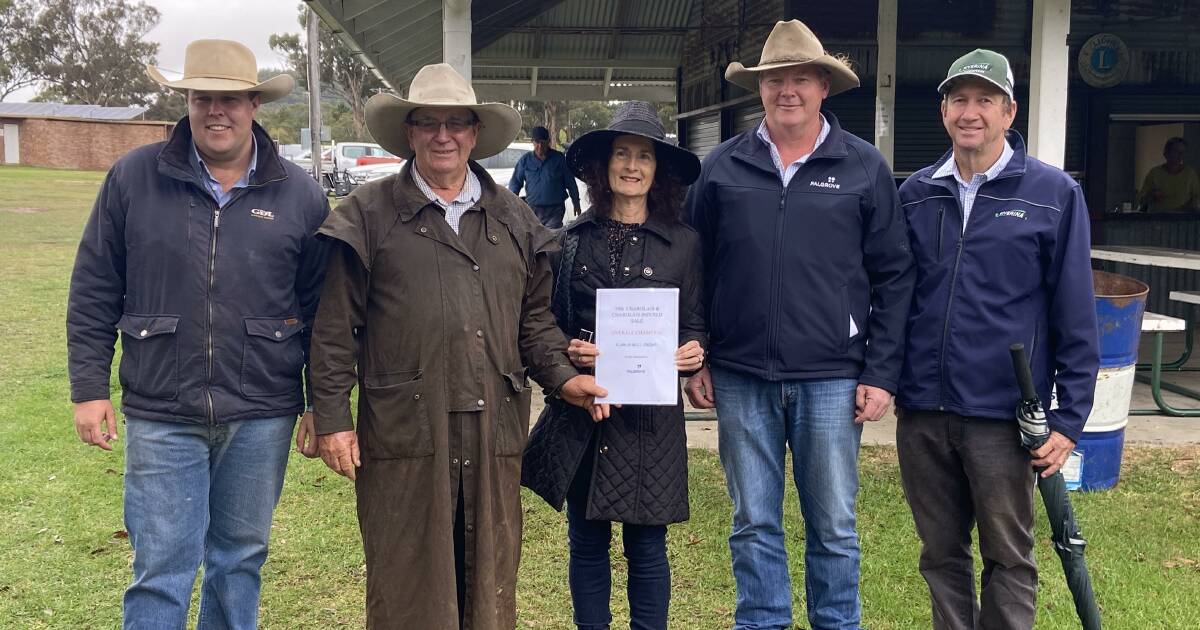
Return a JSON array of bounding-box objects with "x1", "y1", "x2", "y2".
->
[
  {"x1": 566, "y1": 442, "x2": 670, "y2": 630},
  {"x1": 711, "y1": 366, "x2": 862, "y2": 630},
  {"x1": 122, "y1": 415, "x2": 295, "y2": 630}
]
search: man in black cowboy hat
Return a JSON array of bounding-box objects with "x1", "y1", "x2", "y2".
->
[
  {"x1": 684, "y1": 20, "x2": 914, "y2": 630},
  {"x1": 508, "y1": 125, "x2": 582, "y2": 228},
  {"x1": 67, "y1": 39, "x2": 329, "y2": 628}
]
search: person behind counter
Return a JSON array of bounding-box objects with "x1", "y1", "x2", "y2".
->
[{"x1": 1138, "y1": 136, "x2": 1200, "y2": 213}]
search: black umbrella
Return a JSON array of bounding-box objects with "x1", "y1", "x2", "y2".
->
[{"x1": 1010, "y1": 344, "x2": 1102, "y2": 630}]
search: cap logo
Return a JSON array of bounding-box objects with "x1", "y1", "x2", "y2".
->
[{"x1": 961, "y1": 63, "x2": 991, "y2": 72}]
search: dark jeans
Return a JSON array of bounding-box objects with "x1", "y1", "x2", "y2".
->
[
  {"x1": 896, "y1": 409, "x2": 1038, "y2": 630},
  {"x1": 566, "y1": 445, "x2": 670, "y2": 629},
  {"x1": 531, "y1": 202, "x2": 567, "y2": 228}
]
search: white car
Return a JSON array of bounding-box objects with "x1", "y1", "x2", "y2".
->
[
  {"x1": 480, "y1": 142, "x2": 589, "y2": 210},
  {"x1": 346, "y1": 160, "x2": 405, "y2": 184}
]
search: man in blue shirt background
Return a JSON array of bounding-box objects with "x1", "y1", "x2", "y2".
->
[{"x1": 508, "y1": 125, "x2": 581, "y2": 227}]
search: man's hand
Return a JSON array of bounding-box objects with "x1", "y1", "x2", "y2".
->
[
  {"x1": 295, "y1": 411, "x2": 319, "y2": 458},
  {"x1": 74, "y1": 399, "x2": 118, "y2": 451},
  {"x1": 560, "y1": 375, "x2": 610, "y2": 422},
  {"x1": 318, "y1": 430, "x2": 361, "y2": 480},
  {"x1": 1031, "y1": 431, "x2": 1075, "y2": 478},
  {"x1": 567, "y1": 339, "x2": 599, "y2": 368},
  {"x1": 675, "y1": 340, "x2": 705, "y2": 372},
  {"x1": 854, "y1": 384, "x2": 892, "y2": 424},
  {"x1": 685, "y1": 366, "x2": 715, "y2": 409}
]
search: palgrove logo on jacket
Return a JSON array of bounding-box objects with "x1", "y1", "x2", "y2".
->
[{"x1": 810, "y1": 175, "x2": 840, "y2": 189}]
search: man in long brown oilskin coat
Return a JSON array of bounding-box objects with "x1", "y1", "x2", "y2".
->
[{"x1": 309, "y1": 63, "x2": 610, "y2": 629}]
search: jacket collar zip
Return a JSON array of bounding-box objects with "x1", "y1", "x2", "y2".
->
[
  {"x1": 731, "y1": 109, "x2": 849, "y2": 176},
  {"x1": 157, "y1": 116, "x2": 288, "y2": 203}
]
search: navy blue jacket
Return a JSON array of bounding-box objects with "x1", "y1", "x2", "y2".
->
[
  {"x1": 897, "y1": 131, "x2": 1099, "y2": 442},
  {"x1": 67, "y1": 119, "x2": 330, "y2": 424},
  {"x1": 685, "y1": 112, "x2": 914, "y2": 391},
  {"x1": 508, "y1": 148, "x2": 580, "y2": 207}
]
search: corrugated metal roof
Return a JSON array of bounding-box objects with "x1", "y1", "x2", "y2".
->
[{"x1": 0, "y1": 102, "x2": 149, "y2": 120}]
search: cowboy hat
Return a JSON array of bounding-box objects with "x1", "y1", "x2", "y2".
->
[
  {"x1": 365, "y1": 63, "x2": 521, "y2": 160},
  {"x1": 725, "y1": 20, "x2": 859, "y2": 96},
  {"x1": 566, "y1": 101, "x2": 700, "y2": 185},
  {"x1": 146, "y1": 39, "x2": 294, "y2": 103}
]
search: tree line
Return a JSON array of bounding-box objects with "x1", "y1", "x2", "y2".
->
[{"x1": 0, "y1": 0, "x2": 674, "y2": 146}]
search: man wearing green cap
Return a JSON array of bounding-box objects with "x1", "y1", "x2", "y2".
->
[{"x1": 895, "y1": 49, "x2": 1099, "y2": 629}]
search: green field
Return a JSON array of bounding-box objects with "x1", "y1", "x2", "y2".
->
[{"x1": 0, "y1": 165, "x2": 1197, "y2": 628}]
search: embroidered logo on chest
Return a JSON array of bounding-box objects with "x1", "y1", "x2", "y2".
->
[
  {"x1": 809, "y1": 176, "x2": 841, "y2": 190},
  {"x1": 995, "y1": 209, "x2": 1027, "y2": 220},
  {"x1": 250, "y1": 208, "x2": 275, "y2": 221}
]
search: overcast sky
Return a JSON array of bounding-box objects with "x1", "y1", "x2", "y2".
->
[{"x1": 11, "y1": 0, "x2": 304, "y2": 101}]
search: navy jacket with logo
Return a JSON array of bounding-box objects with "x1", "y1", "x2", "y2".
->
[
  {"x1": 67, "y1": 119, "x2": 330, "y2": 424},
  {"x1": 897, "y1": 131, "x2": 1099, "y2": 442},
  {"x1": 685, "y1": 111, "x2": 915, "y2": 392}
]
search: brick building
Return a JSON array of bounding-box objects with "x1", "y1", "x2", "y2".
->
[{"x1": 0, "y1": 103, "x2": 175, "y2": 172}]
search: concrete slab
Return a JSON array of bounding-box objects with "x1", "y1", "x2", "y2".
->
[{"x1": 537, "y1": 330, "x2": 1200, "y2": 452}]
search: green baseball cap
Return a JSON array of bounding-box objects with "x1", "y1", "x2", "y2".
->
[{"x1": 938, "y1": 49, "x2": 1014, "y2": 99}]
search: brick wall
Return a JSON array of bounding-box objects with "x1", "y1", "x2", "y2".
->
[{"x1": 7, "y1": 117, "x2": 174, "y2": 171}]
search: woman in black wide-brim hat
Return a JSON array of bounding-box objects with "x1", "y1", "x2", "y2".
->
[{"x1": 521, "y1": 101, "x2": 706, "y2": 629}]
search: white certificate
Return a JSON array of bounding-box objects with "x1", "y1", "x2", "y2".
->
[{"x1": 594, "y1": 287, "x2": 679, "y2": 405}]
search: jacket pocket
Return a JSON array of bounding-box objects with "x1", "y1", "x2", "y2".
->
[
  {"x1": 117, "y1": 314, "x2": 181, "y2": 399},
  {"x1": 240, "y1": 317, "x2": 305, "y2": 397},
  {"x1": 362, "y1": 369, "x2": 433, "y2": 458},
  {"x1": 495, "y1": 369, "x2": 532, "y2": 456}
]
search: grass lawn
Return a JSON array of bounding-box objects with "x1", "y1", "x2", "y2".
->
[{"x1": 1, "y1": 164, "x2": 1198, "y2": 628}]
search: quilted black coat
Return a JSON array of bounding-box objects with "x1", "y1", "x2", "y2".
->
[{"x1": 521, "y1": 210, "x2": 706, "y2": 525}]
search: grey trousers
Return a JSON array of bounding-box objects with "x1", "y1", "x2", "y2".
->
[{"x1": 896, "y1": 408, "x2": 1038, "y2": 630}]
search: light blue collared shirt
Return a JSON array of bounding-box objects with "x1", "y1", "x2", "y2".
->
[
  {"x1": 411, "y1": 165, "x2": 481, "y2": 235},
  {"x1": 932, "y1": 139, "x2": 1015, "y2": 232},
  {"x1": 190, "y1": 139, "x2": 258, "y2": 208},
  {"x1": 756, "y1": 115, "x2": 831, "y2": 187}
]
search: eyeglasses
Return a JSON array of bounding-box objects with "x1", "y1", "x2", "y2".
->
[{"x1": 406, "y1": 118, "x2": 477, "y2": 133}]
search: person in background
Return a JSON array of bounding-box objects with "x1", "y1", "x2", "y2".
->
[
  {"x1": 509, "y1": 125, "x2": 582, "y2": 227},
  {"x1": 1138, "y1": 136, "x2": 1200, "y2": 212},
  {"x1": 521, "y1": 101, "x2": 705, "y2": 630}
]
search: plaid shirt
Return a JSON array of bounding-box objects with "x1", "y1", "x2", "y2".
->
[
  {"x1": 931, "y1": 139, "x2": 1014, "y2": 233},
  {"x1": 411, "y1": 165, "x2": 481, "y2": 235}
]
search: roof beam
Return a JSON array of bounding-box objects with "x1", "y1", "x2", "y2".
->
[
  {"x1": 474, "y1": 57, "x2": 676, "y2": 69},
  {"x1": 341, "y1": 0, "x2": 390, "y2": 21},
  {"x1": 475, "y1": 82, "x2": 674, "y2": 102},
  {"x1": 603, "y1": 67, "x2": 614, "y2": 98}
]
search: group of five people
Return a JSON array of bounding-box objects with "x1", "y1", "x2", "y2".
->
[{"x1": 68, "y1": 19, "x2": 1099, "y2": 630}]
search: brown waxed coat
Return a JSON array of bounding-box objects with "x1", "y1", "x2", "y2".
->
[{"x1": 310, "y1": 161, "x2": 578, "y2": 629}]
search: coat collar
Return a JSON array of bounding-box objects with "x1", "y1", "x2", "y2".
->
[
  {"x1": 391, "y1": 159, "x2": 522, "y2": 226},
  {"x1": 731, "y1": 109, "x2": 850, "y2": 175},
  {"x1": 565, "y1": 208, "x2": 675, "y2": 244},
  {"x1": 157, "y1": 116, "x2": 287, "y2": 189},
  {"x1": 919, "y1": 129, "x2": 1028, "y2": 191}
]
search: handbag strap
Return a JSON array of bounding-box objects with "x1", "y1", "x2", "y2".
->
[{"x1": 551, "y1": 229, "x2": 579, "y2": 338}]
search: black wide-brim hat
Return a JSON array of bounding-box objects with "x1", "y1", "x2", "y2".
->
[{"x1": 566, "y1": 101, "x2": 701, "y2": 185}]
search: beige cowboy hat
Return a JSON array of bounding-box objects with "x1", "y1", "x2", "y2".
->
[
  {"x1": 146, "y1": 39, "x2": 294, "y2": 103},
  {"x1": 725, "y1": 20, "x2": 859, "y2": 96},
  {"x1": 365, "y1": 63, "x2": 521, "y2": 160}
]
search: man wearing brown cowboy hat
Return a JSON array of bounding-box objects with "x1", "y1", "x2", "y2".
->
[
  {"x1": 67, "y1": 39, "x2": 329, "y2": 628},
  {"x1": 309, "y1": 62, "x2": 608, "y2": 629},
  {"x1": 685, "y1": 20, "x2": 914, "y2": 630}
]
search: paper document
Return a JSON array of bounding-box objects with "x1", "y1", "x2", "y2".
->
[{"x1": 594, "y1": 288, "x2": 679, "y2": 405}]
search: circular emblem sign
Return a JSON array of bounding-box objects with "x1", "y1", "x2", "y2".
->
[{"x1": 1078, "y1": 33, "x2": 1130, "y2": 88}]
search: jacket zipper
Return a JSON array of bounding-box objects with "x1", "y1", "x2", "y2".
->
[
  {"x1": 205, "y1": 204, "x2": 221, "y2": 425},
  {"x1": 767, "y1": 185, "x2": 789, "y2": 379},
  {"x1": 937, "y1": 195, "x2": 966, "y2": 410}
]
